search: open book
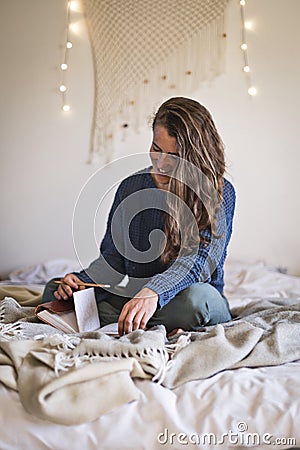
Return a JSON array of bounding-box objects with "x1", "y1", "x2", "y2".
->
[{"x1": 35, "y1": 288, "x2": 118, "y2": 335}]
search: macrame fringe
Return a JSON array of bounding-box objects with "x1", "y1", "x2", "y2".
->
[
  {"x1": 118, "y1": 14, "x2": 227, "y2": 130},
  {"x1": 85, "y1": 5, "x2": 228, "y2": 164}
]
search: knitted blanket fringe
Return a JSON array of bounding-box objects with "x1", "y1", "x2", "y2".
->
[{"x1": 46, "y1": 332, "x2": 169, "y2": 383}]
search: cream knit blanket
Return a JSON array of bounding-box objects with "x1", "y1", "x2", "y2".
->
[{"x1": 0, "y1": 287, "x2": 300, "y2": 425}]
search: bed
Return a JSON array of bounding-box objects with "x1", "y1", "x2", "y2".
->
[{"x1": 0, "y1": 259, "x2": 299, "y2": 450}]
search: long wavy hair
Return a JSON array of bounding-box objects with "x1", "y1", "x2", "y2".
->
[{"x1": 152, "y1": 97, "x2": 226, "y2": 265}]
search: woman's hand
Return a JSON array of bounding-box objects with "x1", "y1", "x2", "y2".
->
[
  {"x1": 118, "y1": 287, "x2": 158, "y2": 335},
  {"x1": 54, "y1": 273, "x2": 85, "y2": 301}
]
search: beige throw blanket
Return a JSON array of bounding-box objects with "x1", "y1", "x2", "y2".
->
[
  {"x1": 164, "y1": 299, "x2": 300, "y2": 388},
  {"x1": 2, "y1": 332, "x2": 166, "y2": 425},
  {"x1": 0, "y1": 286, "x2": 300, "y2": 425}
]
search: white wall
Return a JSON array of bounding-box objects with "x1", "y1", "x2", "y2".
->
[{"x1": 0, "y1": 0, "x2": 299, "y2": 277}]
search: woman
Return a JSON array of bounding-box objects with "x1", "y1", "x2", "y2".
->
[{"x1": 42, "y1": 97, "x2": 236, "y2": 336}]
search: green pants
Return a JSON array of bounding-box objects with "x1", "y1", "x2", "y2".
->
[
  {"x1": 98, "y1": 283, "x2": 231, "y2": 332},
  {"x1": 42, "y1": 279, "x2": 231, "y2": 333}
]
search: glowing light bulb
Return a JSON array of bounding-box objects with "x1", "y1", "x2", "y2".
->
[
  {"x1": 59, "y1": 85, "x2": 67, "y2": 92},
  {"x1": 69, "y1": 22, "x2": 79, "y2": 33},
  {"x1": 244, "y1": 21, "x2": 253, "y2": 30},
  {"x1": 240, "y1": 0, "x2": 246, "y2": 5},
  {"x1": 69, "y1": 1, "x2": 79, "y2": 11},
  {"x1": 66, "y1": 41, "x2": 73, "y2": 49},
  {"x1": 248, "y1": 87, "x2": 257, "y2": 96},
  {"x1": 61, "y1": 63, "x2": 68, "y2": 70},
  {"x1": 62, "y1": 104, "x2": 71, "y2": 112},
  {"x1": 241, "y1": 43, "x2": 248, "y2": 50},
  {"x1": 243, "y1": 65, "x2": 250, "y2": 73}
]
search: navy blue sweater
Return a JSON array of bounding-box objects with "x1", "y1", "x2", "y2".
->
[{"x1": 76, "y1": 167, "x2": 236, "y2": 308}]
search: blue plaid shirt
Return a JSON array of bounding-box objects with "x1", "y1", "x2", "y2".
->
[{"x1": 75, "y1": 167, "x2": 236, "y2": 308}]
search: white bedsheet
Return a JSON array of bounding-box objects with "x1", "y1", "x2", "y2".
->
[
  {"x1": 0, "y1": 260, "x2": 299, "y2": 450},
  {"x1": 1, "y1": 362, "x2": 299, "y2": 450}
]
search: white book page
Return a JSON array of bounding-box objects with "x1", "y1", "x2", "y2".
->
[
  {"x1": 37, "y1": 310, "x2": 78, "y2": 334},
  {"x1": 73, "y1": 288, "x2": 100, "y2": 332},
  {"x1": 97, "y1": 322, "x2": 119, "y2": 335}
]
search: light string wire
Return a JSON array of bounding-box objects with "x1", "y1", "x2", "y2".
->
[
  {"x1": 239, "y1": 0, "x2": 257, "y2": 96},
  {"x1": 59, "y1": 0, "x2": 73, "y2": 112}
]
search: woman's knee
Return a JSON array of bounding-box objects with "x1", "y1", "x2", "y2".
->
[{"x1": 179, "y1": 282, "x2": 231, "y2": 327}]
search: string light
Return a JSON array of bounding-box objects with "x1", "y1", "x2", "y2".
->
[
  {"x1": 69, "y1": 22, "x2": 79, "y2": 33},
  {"x1": 59, "y1": 1, "x2": 76, "y2": 112},
  {"x1": 69, "y1": 1, "x2": 80, "y2": 12},
  {"x1": 248, "y1": 87, "x2": 257, "y2": 96},
  {"x1": 239, "y1": 0, "x2": 257, "y2": 96},
  {"x1": 58, "y1": 1, "x2": 258, "y2": 114},
  {"x1": 244, "y1": 21, "x2": 253, "y2": 30}
]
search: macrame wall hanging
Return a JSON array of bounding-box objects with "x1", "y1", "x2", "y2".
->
[{"x1": 79, "y1": 0, "x2": 231, "y2": 162}]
